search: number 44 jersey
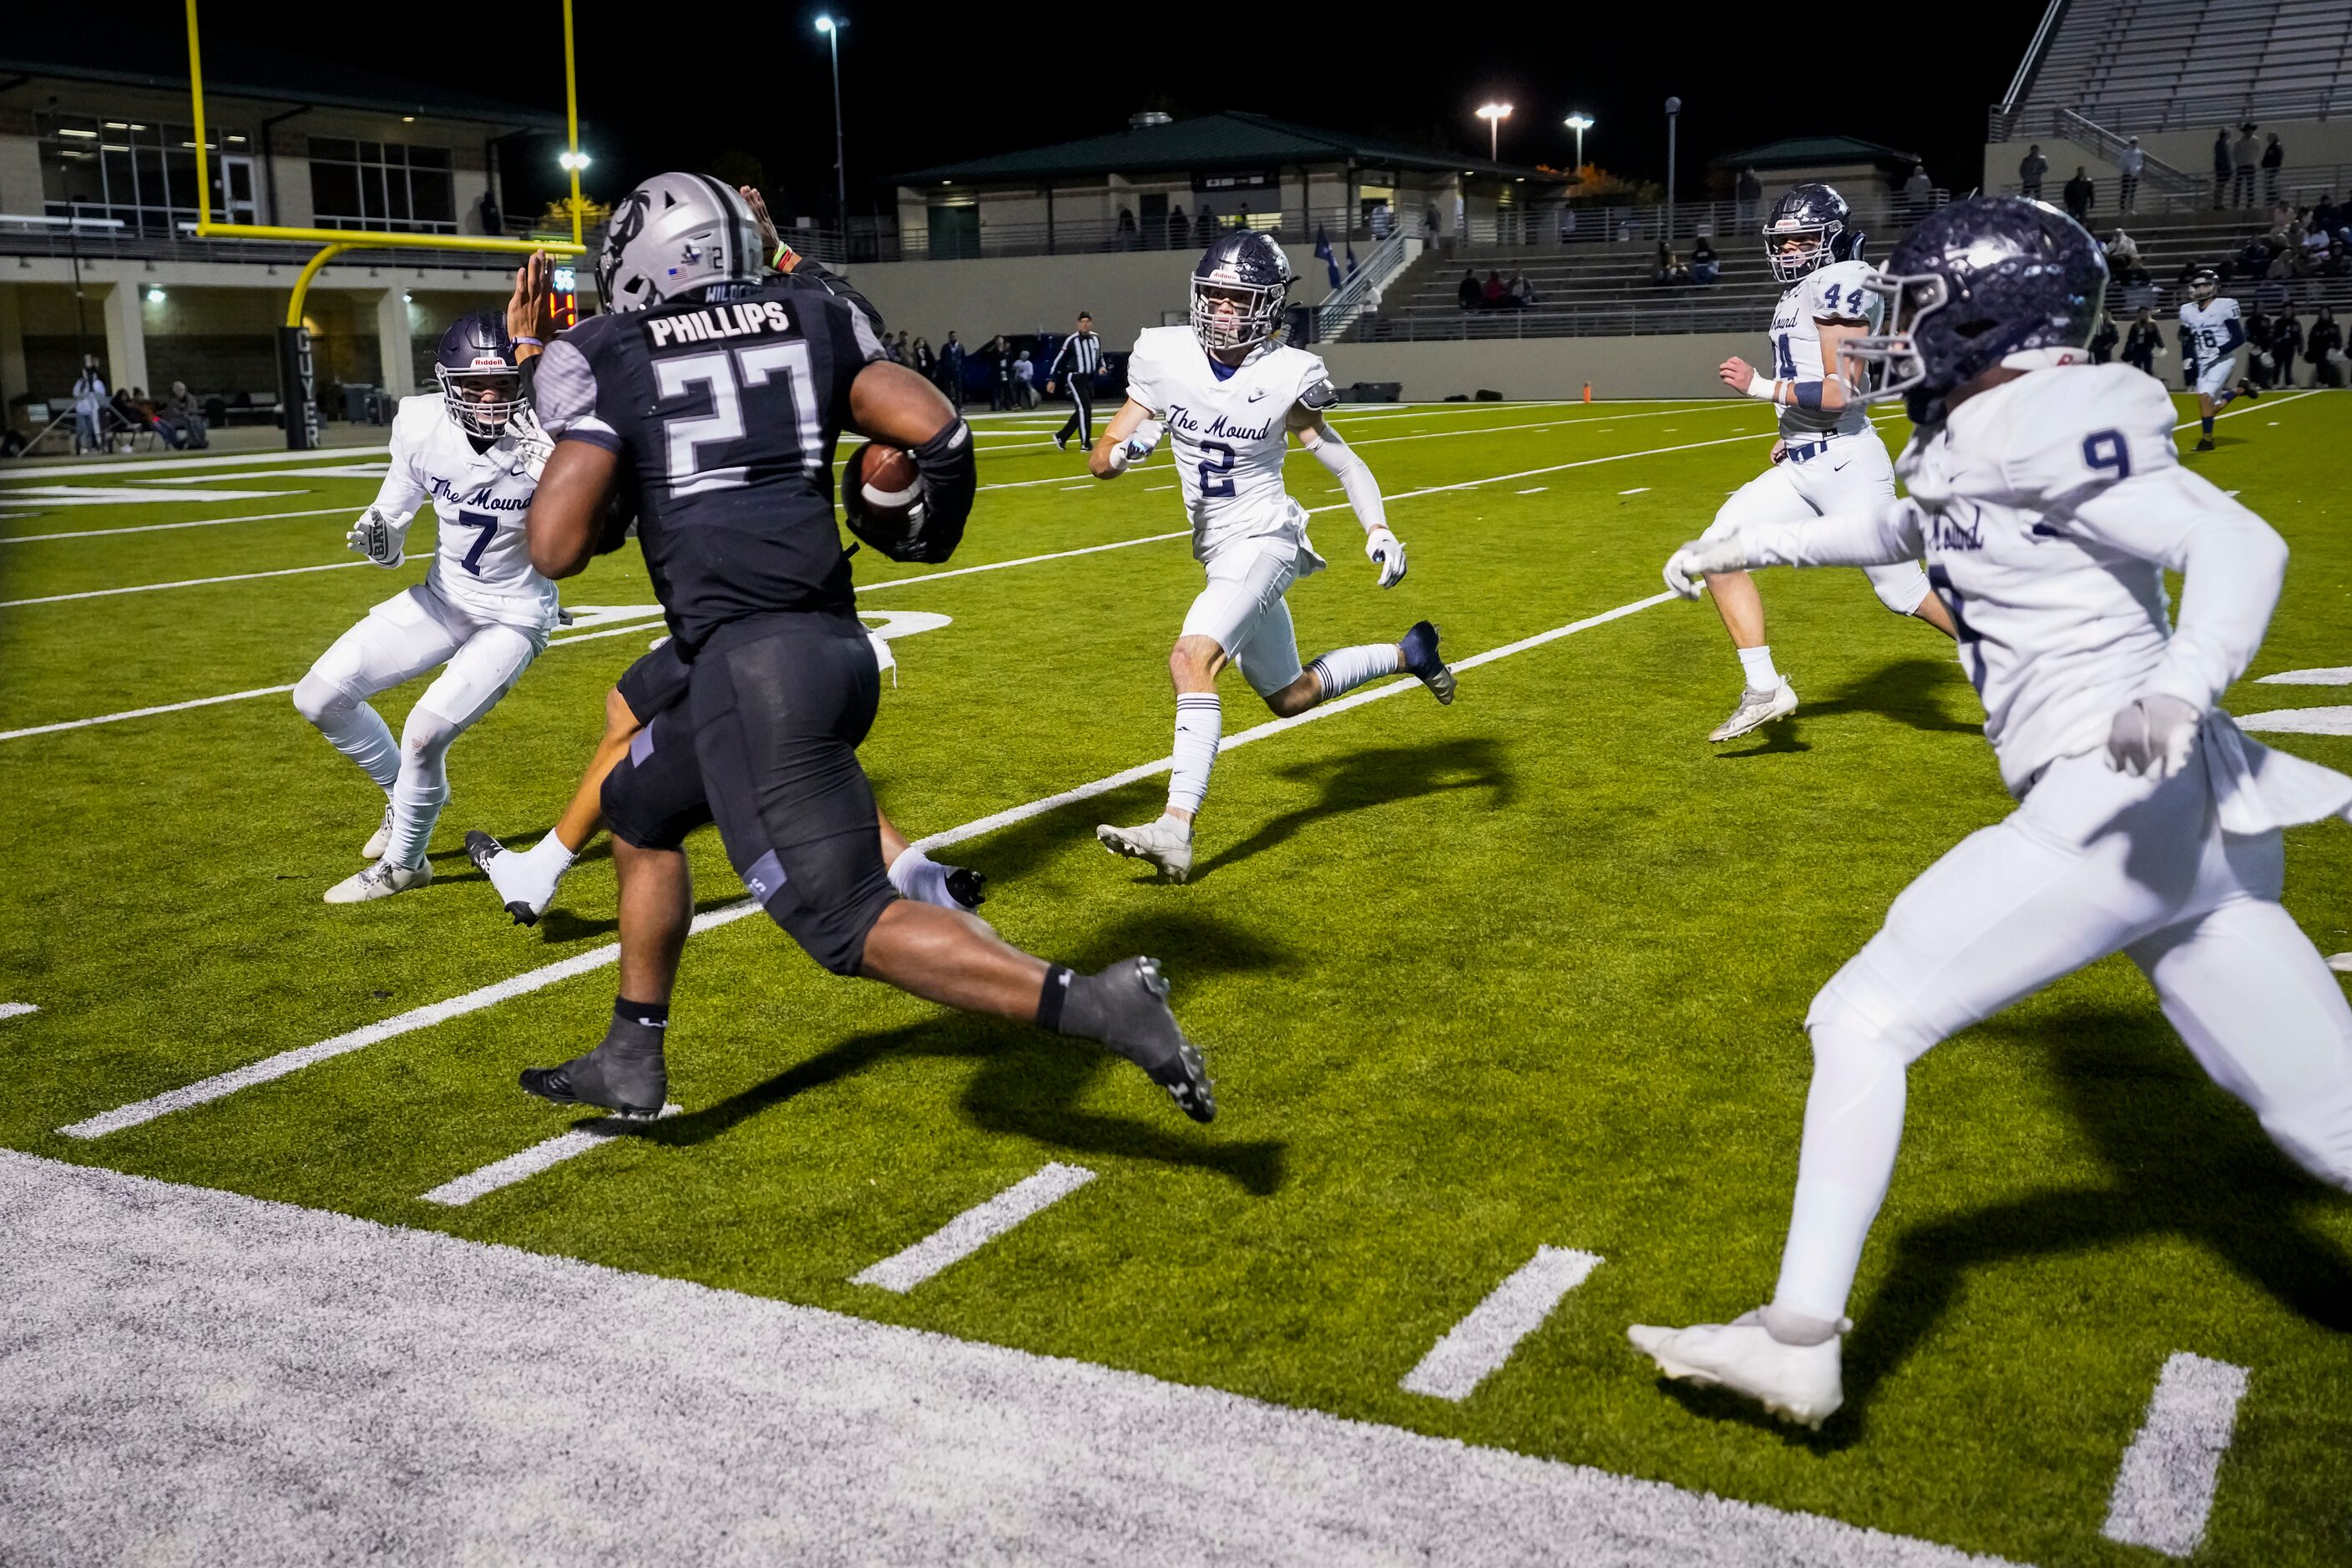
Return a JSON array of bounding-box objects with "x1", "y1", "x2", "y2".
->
[
  {"x1": 535, "y1": 281, "x2": 888, "y2": 656},
  {"x1": 1767, "y1": 258, "x2": 1882, "y2": 442},
  {"x1": 1124, "y1": 326, "x2": 1337, "y2": 564},
  {"x1": 372, "y1": 394, "x2": 560, "y2": 633}
]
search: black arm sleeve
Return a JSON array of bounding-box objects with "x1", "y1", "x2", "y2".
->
[{"x1": 909, "y1": 417, "x2": 975, "y2": 563}]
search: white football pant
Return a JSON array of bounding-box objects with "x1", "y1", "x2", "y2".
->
[
  {"x1": 1703, "y1": 431, "x2": 1930, "y2": 617},
  {"x1": 1774, "y1": 749, "x2": 2352, "y2": 1323},
  {"x1": 1179, "y1": 534, "x2": 1306, "y2": 699},
  {"x1": 2195, "y1": 353, "x2": 2242, "y2": 401}
]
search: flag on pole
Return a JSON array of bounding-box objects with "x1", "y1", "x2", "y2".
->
[
  {"x1": 1345, "y1": 242, "x2": 1358, "y2": 278},
  {"x1": 1313, "y1": 227, "x2": 1341, "y2": 288}
]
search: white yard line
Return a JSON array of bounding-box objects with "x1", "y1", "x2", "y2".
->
[
  {"x1": 1399, "y1": 1246, "x2": 1605, "y2": 1401},
  {"x1": 0, "y1": 1003, "x2": 38, "y2": 1022},
  {"x1": 0, "y1": 504, "x2": 354, "y2": 546},
  {"x1": 2101, "y1": 1352, "x2": 2248, "y2": 1557},
  {"x1": 0, "y1": 559, "x2": 365, "y2": 609},
  {"x1": 851, "y1": 1162, "x2": 1098, "y2": 1293},
  {"x1": 2, "y1": 1151, "x2": 2025, "y2": 1568},
  {"x1": 417, "y1": 1105, "x2": 682, "y2": 1206},
  {"x1": 58, "y1": 590, "x2": 1673, "y2": 1138},
  {"x1": 0, "y1": 445, "x2": 391, "y2": 484},
  {"x1": 0, "y1": 685, "x2": 305, "y2": 744}
]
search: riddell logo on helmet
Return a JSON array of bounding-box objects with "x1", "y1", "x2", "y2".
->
[{"x1": 469, "y1": 356, "x2": 504, "y2": 368}]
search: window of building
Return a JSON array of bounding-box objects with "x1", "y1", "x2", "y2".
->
[
  {"x1": 36, "y1": 115, "x2": 245, "y2": 234},
  {"x1": 307, "y1": 139, "x2": 457, "y2": 233}
]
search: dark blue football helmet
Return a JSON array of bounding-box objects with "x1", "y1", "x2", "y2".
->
[
  {"x1": 1190, "y1": 230, "x2": 1292, "y2": 351},
  {"x1": 433, "y1": 312, "x2": 524, "y2": 438},
  {"x1": 1841, "y1": 196, "x2": 2109, "y2": 425},
  {"x1": 1763, "y1": 183, "x2": 1863, "y2": 281}
]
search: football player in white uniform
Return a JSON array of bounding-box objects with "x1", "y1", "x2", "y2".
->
[
  {"x1": 1697, "y1": 184, "x2": 1957, "y2": 742},
  {"x1": 2178, "y1": 265, "x2": 2258, "y2": 451},
  {"x1": 1634, "y1": 199, "x2": 2352, "y2": 1429},
  {"x1": 293, "y1": 276, "x2": 560, "y2": 904},
  {"x1": 1085, "y1": 230, "x2": 1456, "y2": 883}
]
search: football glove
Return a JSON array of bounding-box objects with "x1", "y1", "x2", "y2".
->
[
  {"x1": 1103, "y1": 420, "x2": 1163, "y2": 474},
  {"x1": 1364, "y1": 525, "x2": 1407, "y2": 589},
  {"x1": 1662, "y1": 536, "x2": 1751, "y2": 599},
  {"x1": 2106, "y1": 693, "x2": 2201, "y2": 780},
  {"x1": 346, "y1": 507, "x2": 402, "y2": 569}
]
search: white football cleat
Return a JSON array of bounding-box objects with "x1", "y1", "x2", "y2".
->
[
  {"x1": 1096, "y1": 816, "x2": 1195, "y2": 883},
  {"x1": 325, "y1": 857, "x2": 434, "y2": 905},
  {"x1": 362, "y1": 797, "x2": 394, "y2": 859},
  {"x1": 1708, "y1": 679, "x2": 1798, "y2": 742},
  {"x1": 1626, "y1": 1309, "x2": 1846, "y2": 1429}
]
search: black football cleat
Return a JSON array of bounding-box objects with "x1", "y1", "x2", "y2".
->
[
  {"x1": 465, "y1": 829, "x2": 543, "y2": 927},
  {"x1": 2194, "y1": 437, "x2": 2216, "y2": 452},
  {"x1": 519, "y1": 1039, "x2": 667, "y2": 1119},
  {"x1": 1400, "y1": 620, "x2": 1457, "y2": 706},
  {"x1": 945, "y1": 866, "x2": 988, "y2": 911},
  {"x1": 1085, "y1": 957, "x2": 1216, "y2": 1124}
]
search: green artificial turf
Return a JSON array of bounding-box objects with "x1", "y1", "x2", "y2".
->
[{"x1": 2, "y1": 391, "x2": 2348, "y2": 1566}]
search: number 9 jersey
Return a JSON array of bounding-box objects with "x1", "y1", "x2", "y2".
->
[
  {"x1": 1123, "y1": 325, "x2": 1336, "y2": 564},
  {"x1": 534, "y1": 281, "x2": 890, "y2": 656}
]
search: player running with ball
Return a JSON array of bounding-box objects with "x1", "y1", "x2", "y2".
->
[
  {"x1": 1088, "y1": 230, "x2": 1454, "y2": 883},
  {"x1": 1633, "y1": 197, "x2": 2352, "y2": 1429}
]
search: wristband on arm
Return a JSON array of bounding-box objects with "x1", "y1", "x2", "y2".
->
[{"x1": 1745, "y1": 374, "x2": 1782, "y2": 403}]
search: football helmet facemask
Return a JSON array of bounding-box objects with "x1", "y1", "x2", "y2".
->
[
  {"x1": 432, "y1": 312, "x2": 524, "y2": 438},
  {"x1": 1764, "y1": 182, "x2": 1854, "y2": 282},
  {"x1": 1190, "y1": 230, "x2": 1292, "y2": 352}
]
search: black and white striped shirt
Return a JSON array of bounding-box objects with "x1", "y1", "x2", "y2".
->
[{"x1": 1048, "y1": 331, "x2": 1103, "y2": 378}]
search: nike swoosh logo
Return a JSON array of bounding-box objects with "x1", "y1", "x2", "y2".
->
[{"x1": 1247, "y1": 390, "x2": 1267, "y2": 402}]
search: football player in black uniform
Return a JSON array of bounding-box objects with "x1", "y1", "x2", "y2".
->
[{"x1": 518, "y1": 173, "x2": 1215, "y2": 1122}]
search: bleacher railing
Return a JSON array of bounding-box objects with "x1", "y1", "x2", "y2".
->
[
  {"x1": 1314, "y1": 228, "x2": 1414, "y2": 341},
  {"x1": 1451, "y1": 192, "x2": 1949, "y2": 249},
  {"x1": 1995, "y1": 162, "x2": 2352, "y2": 212},
  {"x1": 1995, "y1": 88, "x2": 2352, "y2": 142}
]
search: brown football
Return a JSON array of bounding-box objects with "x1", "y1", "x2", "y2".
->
[{"x1": 845, "y1": 440, "x2": 923, "y2": 524}]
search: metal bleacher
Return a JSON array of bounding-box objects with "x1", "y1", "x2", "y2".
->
[{"x1": 2002, "y1": 0, "x2": 2352, "y2": 134}]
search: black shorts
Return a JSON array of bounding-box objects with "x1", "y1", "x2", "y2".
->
[
  {"x1": 600, "y1": 609, "x2": 896, "y2": 976},
  {"x1": 614, "y1": 640, "x2": 692, "y2": 725}
]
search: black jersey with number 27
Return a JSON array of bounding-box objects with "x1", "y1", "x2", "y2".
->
[{"x1": 534, "y1": 280, "x2": 888, "y2": 656}]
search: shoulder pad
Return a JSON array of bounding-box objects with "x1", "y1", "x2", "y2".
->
[{"x1": 1991, "y1": 366, "x2": 2178, "y2": 506}]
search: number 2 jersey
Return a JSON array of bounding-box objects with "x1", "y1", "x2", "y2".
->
[
  {"x1": 1768, "y1": 259, "x2": 1881, "y2": 442},
  {"x1": 369, "y1": 395, "x2": 559, "y2": 632},
  {"x1": 534, "y1": 281, "x2": 889, "y2": 656},
  {"x1": 1123, "y1": 326, "x2": 1337, "y2": 564}
]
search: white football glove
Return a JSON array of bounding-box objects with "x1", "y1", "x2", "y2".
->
[
  {"x1": 346, "y1": 507, "x2": 402, "y2": 569},
  {"x1": 1662, "y1": 536, "x2": 1751, "y2": 599},
  {"x1": 1365, "y1": 525, "x2": 1407, "y2": 588},
  {"x1": 2106, "y1": 693, "x2": 2202, "y2": 780},
  {"x1": 1102, "y1": 420, "x2": 1163, "y2": 474}
]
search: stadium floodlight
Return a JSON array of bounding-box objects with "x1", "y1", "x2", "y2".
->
[
  {"x1": 558, "y1": 149, "x2": 592, "y2": 171},
  {"x1": 816, "y1": 15, "x2": 848, "y2": 240},
  {"x1": 145, "y1": 287, "x2": 166, "y2": 304},
  {"x1": 1476, "y1": 102, "x2": 1513, "y2": 163},
  {"x1": 1564, "y1": 113, "x2": 1593, "y2": 169}
]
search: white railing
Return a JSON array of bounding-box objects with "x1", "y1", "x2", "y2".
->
[
  {"x1": 1316, "y1": 228, "x2": 1414, "y2": 340},
  {"x1": 2056, "y1": 108, "x2": 2203, "y2": 194}
]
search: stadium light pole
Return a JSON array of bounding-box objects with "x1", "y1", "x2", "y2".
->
[
  {"x1": 1564, "y1": 114, "x2": 1593, "y2": 172},
  {"x1": 816, "y1": 16, "x2": 848, "y2": 249},
  {"x1": 1476, "y1": 102, "x2": 1513, "y2": 164},
  {"x1": 1663, "y1": 97, "x2": 1681, "y2": 244}
]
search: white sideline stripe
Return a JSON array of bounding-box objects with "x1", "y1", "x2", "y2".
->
[
  {"x1": 59, "y1": 591, "x2": 1669, "y2": 1137},
  {"x1": 417, "y1": 1105, "x2": 682, "y2": 1206},
  {"x1": 0, "y1": 1003, "x2": 37, "y2": 1022},
  {"x1": 1400, "y1": 1246, "x2": 1604, "y2": 1401},
  {"x1": 2256, "y1": 666, "x2": 2352, "y2": 685},
  {"x1": 1, "y1": 1152, "x2": 2026, "y2": 1568},
  {"x1": 0, "y1": 558, "x2": 363, "y2": 608},
  {"x1": 0, "y1": 503, "x2": 352, "y2": 546},
  {"x1": 2329, "y1": 952, "x2": 2352, "y2": 974},
  {"x1": 0, "y1": 684, "x2": 302, "y2": 742},
  {"x1": 0, "y1": 444, "x2": 391, "y2": 483},
  {"x1": 2237, "y1": 706, "x2": 2352, "y2": 736},
  {"x1": 2100, "y1": 1352, "x2": 2248, "y2": 1556},
  {"x1": 852, "y1": 1163, "x2": 1097, "y2": 1293}
]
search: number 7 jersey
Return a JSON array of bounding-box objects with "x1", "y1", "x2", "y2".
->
[
  {"x1": 372, "y1": 394, "x2": 559, "y2": 631},
  {"x1": 535, "y1": 282, "x2": 888, "y2": 655},
  {"x1": 1124, "y1": 326, "x2": 1335, "y2": 561}
]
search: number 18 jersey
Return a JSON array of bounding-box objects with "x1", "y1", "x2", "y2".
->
[
  {"x1": 1124, "y1": 326, "x2": 1335, "y2": 561},
  {"x1": 1767, "y1": 259, "x2": 1880, "y2": 441},
  {"x1": 536, "y1": 281, "x2": 888, "y2": 656}
]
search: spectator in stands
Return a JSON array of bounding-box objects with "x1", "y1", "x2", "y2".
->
[
  {"x1": 71, "y1": 356, "x2": 106, "y2": 454},
  {"x1": 989, "y1": 335, "x2": 1015, "y2": 411},
  {"x1": 1458, "y1": 268, "x2": 1483, "y2": 311},
  {"x1": 1737, "y1": 167, "x2": 1763, "y2": 227},
  {"x1": 2089, "y1": 316, "x2": 2118, "y2": 365},
  {"x1": 478, "y1": 190, "x2": 502, "y2": 235},
  {"x1": 1903, "y1": 162, "x2": 1931, "y2": 219},
  {"x1": 1117, "y1": 207, "x2": 1136, "y2": 249},
  {"x1": 2213, "y1": 128, "x2": 2233, "y2": 208},
  {"x1": 2118, "y1": 137, "x2": 2145, "y2": 214},
  {"x1": 2307, "y1": 306, "x2": 2344, "y2": 386},
  {"x1": 1424, "y1": 201, "x2": 1441, "y2": 245},
  {"x1": 1689, "y1": 235, "x2": 1720, "y2": 284},
  {"x1": 1196, "y1": 201, "x2": 1218, "y2": 234},
  {"x1": 2233, "y1": 124, "x2": 2260, "y2": 207},
  {"x1": 939, "y1": 331, "x2": 967, "y2": 407},
  {"x1": 2272, "y1": 308, "x2": 2304, "y2": 387},
  {"x1": 1483, "y1": 269, "x2": 1509, "y2": 309},
  {"x1": 156, "y1": 381, "x2": 207, "y2": 449},
  {"x1": 912, "y1": 336, "x2": 935, "y2": 381},
  {"x1": 2063, "y1": 167, "x2": 2094, "y2": 224},
  {"x1": 1167, "y1": 203, "x2": 1189, "y2": 250},
  {"x1": 2123, "y1": 306, "x2": 2162, "y2": 375},
  {"x1": 2105, "y1": 229, "x2": 2139, "y2": 268},
  {"x1": 2019, "y1": 144, "x2": 2048, "y2": 200},
  {"x1": 1370, "y1": 200, "x2": 1393, "y2": 239},
  {"x1": 2262, "y1": 132, "x2": 2285, "y2": 203},
  {"x1": 2325, "y1": 236, "x2": 2352, "y2": 278},
  {"x1": 109, "y1": 385, "x2": 146, "y2": 446},
  {"x1": 2314, "y1": 193, "x2": 2342, "y2": 235},
  {"x1": 1013, "y1": 349, "x2": 1037, "y2": 407},
  {"x1": 1558, "y1": 205, "x2": 1578, "y2": 244},
  {"x1": 1652, "y1": 246, "x2": 1692, "y2": 287},
  {"x1": 1507, "y1": 271, "x2": 1536, "y2": 309}
]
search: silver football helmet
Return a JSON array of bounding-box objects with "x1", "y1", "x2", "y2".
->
[{"x1": 595, "y1": 172, "x2": 766, "y2": 315}]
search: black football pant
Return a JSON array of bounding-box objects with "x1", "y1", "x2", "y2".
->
[{"x1": 1056, "y1": 379, "x2": 1095, "y2": 448}]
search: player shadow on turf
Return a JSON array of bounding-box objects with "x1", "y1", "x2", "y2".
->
[
  {"x1": 532, "y1": 893, "x2": 742, "y2": 944},
  {"x1": 1187, "y1": 737, "x2": 1515, "y2": 883},
  {"x1": 1798, "y1": 659, "x2": 1982, "y2": 737},
  {"x1": 1839, "y1": 1005, "x2": 2352, "y2": 1426}
]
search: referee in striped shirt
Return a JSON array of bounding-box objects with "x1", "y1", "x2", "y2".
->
[{"x1": 1047, "y1": 311, "x2": 1105, "y2": 450}]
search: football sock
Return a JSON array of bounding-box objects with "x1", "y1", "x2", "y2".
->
[
  {"x1": 1771, "y1": 1022, "x2": 1907, "y2": 1323},
  {"x1": 292, "y1": 675, "x2": 400, "y2": 791},
  {"x1": 610, "y1": 995, "x2": 670, "y2": 1043},
  {"x1": 1167, "y1": 692, "x2": 1222, "y2": 817},
  {"x1": 2202, "y1": 414, "x2": 2216, "y2": 433},
  {"x1": 387, "y1": 706, "x2": 459, "y2": 870},
  {"x1": 1737, "y1": 644, "x2": 1781, "y2": 690},
  {"x1": 520, "y1": 832, "x2": 578, "y2": 889},
  {"x1": 888, "y1": 845, "x2": 959, "y2": 909},
  {"x1": 1307, "y1": 643, "x2": 1404, "y2": 703}
]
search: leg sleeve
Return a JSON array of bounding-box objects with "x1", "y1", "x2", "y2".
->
[{"x1": 411, "y1": 622, "x2": 543, "y2": 730}]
